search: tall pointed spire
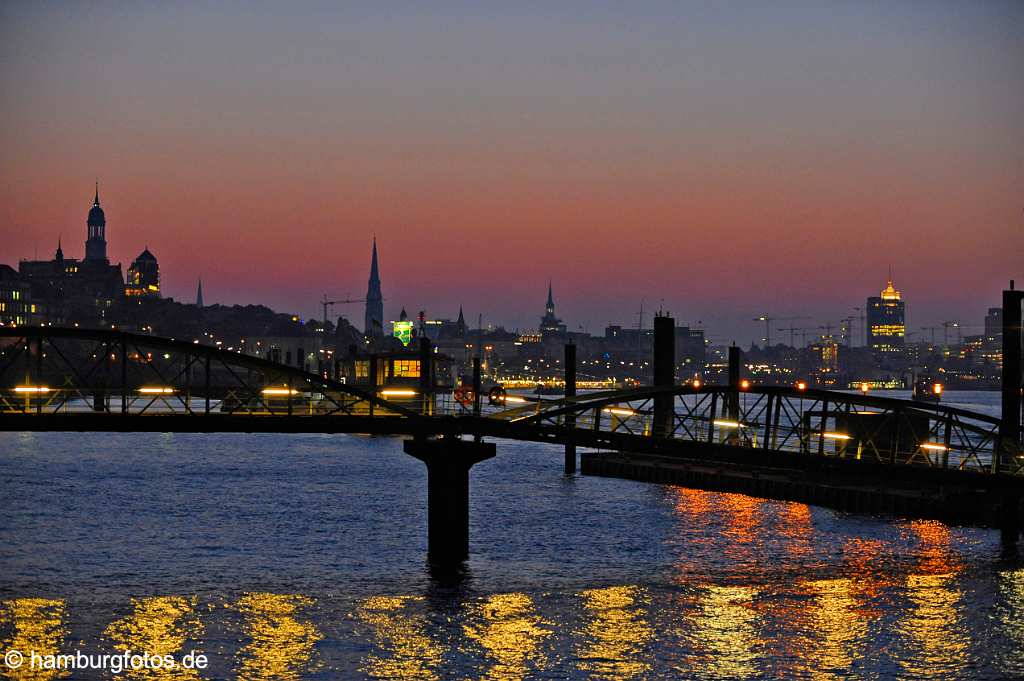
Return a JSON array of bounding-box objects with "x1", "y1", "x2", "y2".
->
[
  {"x1": 94, "y1": 180, "x2": 100, "y2": 206},
  {"x1": 546, "y1": 280, "x2": 555, "y2": 315},
  {"x1": 369, "y1": 237, "x2": 380, "y2": 283},
  {"x1": 196, "y1": 278, "x2": 204, "y2": 307},
  {"x1": 364, "y1": 238, "x2": 384, "y2": 339},
  {"x1": 456, "y1": 305, "x2": 466, "y2": 337},
  {"x1": 55, "y1": 236, "x2": 63, "y2": 262}
]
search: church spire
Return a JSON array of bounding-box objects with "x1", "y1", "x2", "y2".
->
[
  {"x1": 456, "y1": 305, "x2": 466, "y2": 337},
  {"x1": 364, "y1": 238, "x2": 384, "y2": 339},
  {"x1": 94, "y1": 180, "x2": 100, "y2": 206},
  {"x1": 196, "y1": 278, "x2": 204, "y2": 307},
  {"x1": 369, "y1": 237, "x2": 380, "y2": 283},
  {"x1": 546, "y1": 280, "x2": 554, "y2": 314}
]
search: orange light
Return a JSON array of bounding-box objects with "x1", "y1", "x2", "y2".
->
[
  {"x1": 603, "y1": 407, "x2": 635, "y2": 416},
  {"x1": 860, "y1": 382, "x2": 870, "y2": 393},
  {"x1": 261, "y1": 387, "x2": 298, "y2": 396},
  {"x1": 691, "y1": 379, "x2": 702, "y2": 389},
  {"x1": 932, "y1": 383, "x2": 943, "y2": 395},
  {"x1": 796, "y1": 381, "x2": 807, "y2": 391},
  {"x1": 380, "y1": 389, "x2": 418, "y2": 397},
  {"x1": 739, "y1": 379, "x2": 751, "y2": 390}
]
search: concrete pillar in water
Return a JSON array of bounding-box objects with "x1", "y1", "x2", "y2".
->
[
  {"x1": 404, "y1": 438, "x2": 496, "y2": 567},
  {"x1": 564, "y1": 343, "x2": 577, "y2": 475},
  {"x1": 998, "y1": 281, "x2": 1023, "y2": 473},
  {"x1": 653, "y1": 315, "x2": 675, "y2": 438}
]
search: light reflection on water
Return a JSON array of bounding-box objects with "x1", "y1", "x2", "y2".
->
[
  {"x1": 576, "y1": 585, "x2": 652, "y2": 679},
  {"x1": 233, "y1": 593, "x2": 321, "y2": 681},
  {"x1": 1, "y1": 394, "x2": 1021, "y2": 679},
  {"x1": 355, "y1": 596, "x2": 441, "y2": 680},
  {"x1": 0, "y1": 599, "x2": 66, "y2": 681},
  {"x1": 464, "y1": 592, "x2": 551, "y2": 680},
  {"x1": 104, "y1": 596, "x2": 204, "y2": 680}
]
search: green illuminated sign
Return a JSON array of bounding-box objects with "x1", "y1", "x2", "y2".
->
[{"x1": 393, "y1": 320, "x2": 414, "y2": 346}]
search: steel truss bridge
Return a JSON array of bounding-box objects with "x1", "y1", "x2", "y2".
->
[
  {"x1": 2, "y1": 326, "x2": 1023, "y2": 539},
  {"x1": 1, "y1": 327, "x2": 1019, "y2": 469}
]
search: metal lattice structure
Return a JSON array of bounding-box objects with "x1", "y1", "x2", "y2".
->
[
  {"x1": 487, "y1": 385, "x2": 1023, "y2": 476},
  {"x1": 0, "y1": 327, "x2": 416, "y2": 419},
  {"x1": 2, "y1": 327, "x2": 1021, "y2": 480}
]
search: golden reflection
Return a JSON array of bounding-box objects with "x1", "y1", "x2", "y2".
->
[
  {"x1": 795, "y1": 579, "x2": 869, "y2": 681},
  {"x1": 898, "y1": 573, "x2": 966, "y2": 678},
  {"x1": 908, "y1": 520, "x2": 958, "y2": 575},
  {"x1": 235, "y1": 593, "x2": 321, "y2": 681},
  {"x1": 0, "y1": 599, "x2": 68, "y2": 681},
  {"x1": 577, "y1": 585, "x2": 651, "y2": 679},
  {"x1": 689, "y1": 585, "x2": 760, "y2": 679},
  {"x1": 997, "y1": 569, "x2": 1024, "y2": 670},
  {"x1": 355, "y1": 596, "x2": 442, "y2": 680},
  {"x1": 841, "y1": 538, "x2": 891, "y2": 601},
  {"x1": 776, "y1": 502, "x2": 813, "y2": 560},
  {"x1": 672, "y1": 487, "x2": 714, "y2": 516},
  {"x1": 719, "y1": 493, "x2": 762, "y2": 545},
  {"x1": 104, "y1": 596, "x2": 203, "y2": 680},
  {"x1": 464, "y1": 592, "x2": 551, "y2": 680}
]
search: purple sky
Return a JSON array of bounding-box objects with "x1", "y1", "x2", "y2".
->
[{"x1": 1, "y1": 1, "x2": 1021, "y2": 343}]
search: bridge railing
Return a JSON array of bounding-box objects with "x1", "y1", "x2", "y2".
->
[
  {"x1": 491, "y1": 385, "x2": 1022, "y2": 476},
  {"x1": 0, "y1": 328, "x2": 417, "y2": 419}
]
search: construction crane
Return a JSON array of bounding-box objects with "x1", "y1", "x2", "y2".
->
[
  {"x1": 320, "y1": 295, "x2": 383, "y2": 324},
  {"x1": 753, "y1": 315, "x2": 811, "y2": 348},
  {"x1": 840, "y1": 317, "x2": 855, "y2": 346},
  {"x1": 852, "y1": 307, "x2": 866, "y2": 347},
  {"x1": 778, "y1": 326, "x2": 812, "y2": 348},
  {"x1": 941, "y1": 321, "x2": 961, "y2": 347}
]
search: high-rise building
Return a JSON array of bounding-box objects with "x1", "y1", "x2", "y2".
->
[
  {"x1": 364, "y1": 238, "x2": 384, "y2": 339},
  {"x1": 983, "y1": 306, "x2": 1003, "y2": 365},
  {"x1": 125, "y1": 248, "x2": 159, "y2": 297},
  {"x1": 866, "y1": 277, "x2": 906, "y2": 354}
]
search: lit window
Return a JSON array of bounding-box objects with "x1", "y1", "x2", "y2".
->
[{"x1": 392, "y1": 360, "x2": 420, "y2": 378}]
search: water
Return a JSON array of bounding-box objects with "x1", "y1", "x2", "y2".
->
[{"x1": 2, "y1": 391, "x2": 1023, "y2": 679}]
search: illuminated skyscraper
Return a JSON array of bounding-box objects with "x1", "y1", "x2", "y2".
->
[
  {"x1": 364, "y1": 238, "x2": 384, "y2": 339},
  {"x1": 866, "y1": 277, "x2": 906, "y2": 353}
]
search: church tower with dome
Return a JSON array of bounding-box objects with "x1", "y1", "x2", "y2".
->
[{"x1": 85, "y1": 183, "x2": 108, "y2": 262}]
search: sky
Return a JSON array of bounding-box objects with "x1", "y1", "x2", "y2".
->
[{"x1": 1, "y1": 1, "x2": 1021, "y2": 344}]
